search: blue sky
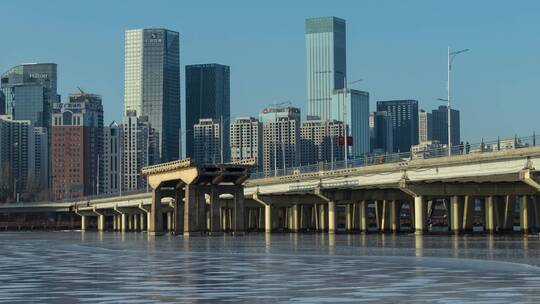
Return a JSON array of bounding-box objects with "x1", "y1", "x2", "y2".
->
[{"x1": 1, "y1": 0, "x2": 539, "y2": 143}]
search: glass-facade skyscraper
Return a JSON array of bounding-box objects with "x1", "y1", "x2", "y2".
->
[
  {"x1": 376, "y1": 100, "x2": 419, "y2": 153},
  {"x1": 306, "y1": 16, "x2": 347, "y2": 120},
  {"x1": 431, "y1": 105, "x2": 460, "y2": 147},
  {"x1": 185, "y1": 64, "x2": 230, "y2": 161},
  {"x1": 124, "y1": 28, "x2": 180, "y2": 163},
  {"x1": 1, "y1": 63, "x2": 58, "y2": 128},
  {"x1": 331, "y1": 89, "x2": 370, "y2": 157}
]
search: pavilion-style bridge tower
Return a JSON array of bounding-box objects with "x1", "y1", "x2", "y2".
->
[{"x1": 142, "y1": 159, "x2": 251, "y2": 236}]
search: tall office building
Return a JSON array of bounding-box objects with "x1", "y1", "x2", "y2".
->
[
  {"x1": 1, "y1": 63, "x2": 58, "y2": 128},
  {"x1": 372, "y1": 111, "x2": 394, "y2": 154},
  {"x1": 431, "y1": 105, "x2": 460, "y2": 147},
  {"x1": 122, "y1": 113, "x2": 158, "y2": 192},
  {"x1": 193, "y1": 118, "x2": 222, "y2": 165},
  {"x1": 124, "y1": 28, "x2": 180, "y2": 163},
  {"x1": 230, "y1": 117, "x2": 263, "y2": 170},
  {"x1": 300, "y1": 118, "x2": 345, "y2": 166},
  {"x1": 0, "y1": 91, "x2": 5, "y2": 115},
  {"x1": 51, "y1": 92, "x2": 103, "y2": 200},
  {"x1": 331, "y1": 89, "x2": 370, "y2": 157},
  {"x1": 376, "y1": 100, "x2": 419, "y2": 153},
  {"x1": 419, "y1": 109, "x2": 433, "y2": 142},
  {"x1": 31, "y1": 127, "x2": 49, "y2": 189},
  {"x1": 103, "y1": 121, "x2": 121, "y2": 195},
  {"x1": 185, "y1": 64, "x2": 230, "y2": 161},
  {"x1": 261, "y1": 105, "x2": 301, "y2": 174},
  {"x1": 0, "y1": 115, "x2": 32, "y2": 199},
  {"x1": 306, "y1": 16, "x2": 347, "y2": 120}
]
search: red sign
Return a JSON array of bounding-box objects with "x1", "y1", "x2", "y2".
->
[{"x1": 338, "y1": 136, "x2": 353, "y2": 146}]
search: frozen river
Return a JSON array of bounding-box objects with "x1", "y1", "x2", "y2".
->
[{"x1": 1, "y1": 232, "x2": 540, "y2": 303}]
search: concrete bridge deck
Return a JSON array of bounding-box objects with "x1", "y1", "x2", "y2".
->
[{"x1": 2, "y1": 146, "x2": 540, "y2": 235}]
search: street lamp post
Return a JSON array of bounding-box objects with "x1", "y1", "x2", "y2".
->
[{"x1": 446, "y1": 47, "x2": 469, "y2": 156}]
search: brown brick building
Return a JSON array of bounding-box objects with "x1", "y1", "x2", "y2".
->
[{"x1": 51, "y1": 92, "x2": 103, "y2": 201}]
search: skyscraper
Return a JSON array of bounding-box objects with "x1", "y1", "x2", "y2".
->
[
  {"x1": 431, "y1": 105, "x2": 460, "y2": 147},
  {"x1": 0, "y1": 91, "x2": 5, "y2": 115},
  {"x1": 376, "y1": 100, "x2": 419, "y2": 153},
  {"x1": 51, "y1": 92, "x2": 103, "y2": 200},
  {"x1": 261, "y1": 105, "x2": 301, "y2": 174},
  {"x1": 1, "y1": 63, "x2": 58, "y2": 128},
  {"x1": 124, "y1": 28, "x2": 180, "y2": 163},
  {"x1": 230, "y1": 117, "x2": 263, "y2": 170},
  {"x1": 331, "y1": 88, "x2": 370, "y2": 157},
  {"x1": 193, "y1": 118, "x2": 222, "y2": 164},
  {"x1": 419, "y1": 109, "x2": 433, "y2": 142},
  {"x1": 185, "y1": 64, "x2": 230, "y2": 161},
  {"x1": 306, "y1": 16, "x2": 346, "y2": 120}
]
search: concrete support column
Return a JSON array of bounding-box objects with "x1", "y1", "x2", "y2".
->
[
  {"x1": 265, "y1": 204, "x2": 272, "y2": 233},
  {"x1": 319, "y1": 204, "x2": 326, "y2": 232},
  {"x1": 462, "y1": 196, "x2": 474, "y2": 232},
  {"x1": 81, "y1": 215, "x2": 87, "y2": 231},
  {"x1": 97, "y1": 215, "x2": 105, "y2": 231},
  {"x1": 328, "y1": 201, "x2": 336, "y2": 234},
  {"x1": 146, "y1": 212, "x2": 151, "y2": 232},
  {"x1": 389, "y1": 200, "x2": 400, "y2": 233},
  {"x1": 134, "y1": 214, "x2": 140, "y2": 231},
  {"x1": 414, "y1": 196, "x2": 426, "y2": 234},
  {"x1": 233, "y1": 186, "x2": 245, "y2": 235},
  {"x1": 345, "y1": 204, "x2": 352, "y2": 231},
  {"x1": 128, "y1": 214, "x2": 133, "y2": 231},
  {"x1": 290, "y1": 204, "x2": 299, "y2": 232},
  {"x1": 174, "y1": 190, "x2": 183, "y2": 235},
  {"x1": 209, "y1": 187, "x2": 221, "y2": 235},
  {"x1": 197, "y1": 191, "x2": 207, "y2": 232},
  {"x1": 485, "y1": 196, "x2": 496, "y2": 233},
  {"x1": 121, "y1": 213, "x2": 127, "y2": 232},
  {"x1": 520, "y1": 195, "x2": 530, "y2": 233},
  {"x1": 149, "y1": 188, "x2": 163, "y2": 235},
  {"x1": 502, "y1": 195, "x2": 515, "y2": 231},
  {"x1": 358, "y1": 200, "x2": 368, "y2": 232},
  {"x1": 166, "y1": 212, "x2": 173, "y2": 232},
  {"x1": 140, "y1": 213, "x2": 146, "y2": 231},
  {"x1": 113, "y1": 216, "x2": 117, "y2": 231},
  {"x1": 375, "y1": 200, "x2": 384, "y2": 231},
  {"x1": 450, "y1": 196, "x2": 464, "y2": 233},
  {"x1": 184, "y1": 184, "x2": 199, "y2": 236}
]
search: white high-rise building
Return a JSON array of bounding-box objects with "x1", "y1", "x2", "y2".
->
[
  {"x1": 419, "y1": 109, "x2": 432, "y2": 143},
  {"x1": 331, "y1": 88, "x2": 370, "y2": 157},
  {"x1": 300, "y1": 119, "x2": 345, "y2": 166},
  {"x1": 193, "y1": 118, "x2": 222, "y2": 165},
  {"x1": 230, "y1": 117, "x2": 262, "y2": 170},
  {"x1": 122, "y1": 114, "x2": 157, "y2": 191},
  {"x1": 261, "y1": 106, "x2": 301, "y2": 175},
  {"x1": 306, "y1": 16, "x2": 347, "y2": 120},
  {"x1": 103, "y1": 121, "x2": 121, "y2": 195}
]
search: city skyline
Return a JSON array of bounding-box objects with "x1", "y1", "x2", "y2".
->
[{"x1": 1, "y1": 1, "x2": 540, "y2": 144}]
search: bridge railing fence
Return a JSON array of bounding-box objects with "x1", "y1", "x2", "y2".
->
[{"x1": 250, "y1": 133, "x2": 540, "y2": 180}]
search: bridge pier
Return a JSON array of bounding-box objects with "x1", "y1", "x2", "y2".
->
[
  {"x1": 81, "y1": 215, "x2": 87, "y2": 231},
  {"x1": 140, "y1": 213, "x2": 147, "y2": 231},
  {"x1": 358, "y1": 200, "x2": 368, "y2": 232},
  {"x1": 450, "y1": 196, "x2": 464, "y2": 233},
  {"x1": 149, "y1": 188, "x2": 163, "y2": 235},
  {"x1": 265, "y1": 204, "x2": 272, "y2": 233},
  {"x1": 209, "y1": 187, "x2": 221, "y2": 235},
  {"x1": 520, "y1": 195, "x2": 530, "y2": 233},
  {"x1": 328, "y1": 201, "x2": 336, "y2": 234},
  {"x1": 233, "y1": 186, "x2": 245, "y2": 235},
  {"x1": 414, "y1": 196, "x2": 426, "y2": 234},
  {"x1": 184, "y1": 184, "x2": 199, "y2": 236},
  {"x1": 484, "y1": 196, "x2": 497, "y2": 233}
]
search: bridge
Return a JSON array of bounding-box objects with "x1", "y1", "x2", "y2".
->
[{"x1": 2, "y1": 138, "x2": 540, "y2": 235}]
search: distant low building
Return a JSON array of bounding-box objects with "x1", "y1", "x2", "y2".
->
[{"x1": 411, "y1": 140, "x2": 444, "y2": 159}]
